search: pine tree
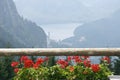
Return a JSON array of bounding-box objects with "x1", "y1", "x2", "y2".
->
[
  {"x1": 0, "y1": 56, "x2": 15, "y2": 80},
  {"x1": 113, "y1": 56, "x2": 120, "y2": 75},
  {"x1": 0, "y1": 42, "x2": 15, "y2": 80}
]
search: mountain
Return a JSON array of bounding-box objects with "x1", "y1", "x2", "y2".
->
[
  {"x1": 62, "y1": 9, "x2": 120, "y2": 48},
  {"x1": 0, "y1": 0, "x2": 47, "y2": 48}
]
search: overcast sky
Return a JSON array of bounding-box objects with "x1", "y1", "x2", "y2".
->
[{"x1": 13, "y1": 0, "x2": 120, "y2": 24}]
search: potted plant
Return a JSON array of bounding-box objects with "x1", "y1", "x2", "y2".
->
[{"x1": 11, "y1": 56, "x2": 112, "y2": 80}]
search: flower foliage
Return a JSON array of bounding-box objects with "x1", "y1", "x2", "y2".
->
[{"x1": 11, "y1": 56, "x2": 112, "y2": 80}]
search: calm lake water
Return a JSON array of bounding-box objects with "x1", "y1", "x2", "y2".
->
[{"x1": 40, "y1": 23, "x2": 81, "y2": 41}]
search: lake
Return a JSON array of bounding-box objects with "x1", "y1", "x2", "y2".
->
[{"x1": 40, "y1": 23, "x2": 82, "y2": 41}]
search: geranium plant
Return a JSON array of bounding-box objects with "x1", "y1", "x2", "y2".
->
[{"x1": 11, "y1": 56, "x2": 112, "y2": 80}]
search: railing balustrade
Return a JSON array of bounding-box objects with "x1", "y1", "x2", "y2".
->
[
  {"x1": 0, "y1": 48, "x2": 120, "y2": 80},
  {"x1": 0, "y1": 48, "x2": 120, "y2": 56}
]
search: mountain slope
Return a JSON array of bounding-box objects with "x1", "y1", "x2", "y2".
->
[
  {"x1": 0, "y1": 0, "x2": 47, "y2": 48},
  {"x1": 62, "y1": 9, "x2": 120, "y2": 48}
]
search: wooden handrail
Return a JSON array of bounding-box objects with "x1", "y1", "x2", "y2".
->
[{"x1": 0, "y1": 48, "x2": 120, "y2": 56}]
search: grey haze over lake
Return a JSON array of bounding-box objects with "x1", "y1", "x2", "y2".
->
[{"x1": 40, "y1": 23, "x2": 81, "y2": 41}]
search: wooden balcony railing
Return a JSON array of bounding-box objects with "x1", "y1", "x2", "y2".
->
[
  {"x1": 0, "y1": 48, "x2": 120, "y2": 80},
  {"x1": 0, "y1": 48, "x2": 120, "y2": 56}
]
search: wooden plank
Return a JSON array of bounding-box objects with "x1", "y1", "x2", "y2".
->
[{"x1": 0, "y1": 48, "x2": 120, "y2": 56}]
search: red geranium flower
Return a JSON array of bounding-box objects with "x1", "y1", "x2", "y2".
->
[
  {"x1": 24, "y1": 59, "x2": 34, "y2": 68},
  {"x1": 73, "y1": 56, "x2": 82, "y2": 63},
  {"x1": 84, "y1": 59, "x2": 91, "y2": 67},
  {"x1": 14, "y1": 68, "x2": 19, "y2": 73},
  {"x1": 33, "y1": 63, "x2": 39, "y2": 69},
  {"x1": 20, "y1": 56, "x2": 29, "y2": 62},
  {"x1": 67, "y1": 56, "x2": 71, "y2": 61},
  {"x1": 69, "y1": 66, "x2": 74, "y2": 72},
  {"x1": 102, "y1": 56, "x2": 110, "y2": 63},
  {"x1": 11, "y1": 62, "x2": 19, "y2": 67},
  {"x1": 36, "y1": 58, "x2": 44, "y2": 65},
  {"x1": 57, "y1": 59, "x2": 68, "y2": 68},
  {"x1": 91, "y1": 64, "x2": 100, "y2": 73}
]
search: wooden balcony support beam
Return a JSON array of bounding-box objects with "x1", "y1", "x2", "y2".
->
[{"x1": 0, "y1": 48, "x2": 120, "y2": 56}]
